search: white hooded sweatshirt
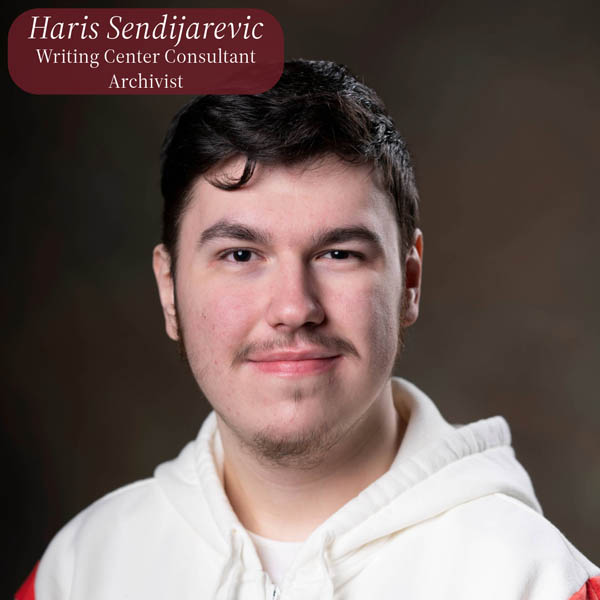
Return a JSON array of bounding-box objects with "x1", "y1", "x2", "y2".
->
[{"x1": 28, "y1": 378, "x2": 599, "y2": 600}]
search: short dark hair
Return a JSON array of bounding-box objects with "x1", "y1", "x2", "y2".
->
[{"x1": 160, "y1": 59, "x2": 420, "y2": 270}]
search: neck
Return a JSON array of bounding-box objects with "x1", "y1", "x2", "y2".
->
[{"x1": 218, "y1": 380, "x2": 404, "y2": 541}]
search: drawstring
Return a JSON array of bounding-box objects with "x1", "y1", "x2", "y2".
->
[
  {"x1": 316, "y1": 532, "x2": 335, "y2": 599},
  {"x1": 216, "y1": 529, "x2": 243, "y2": 600}
]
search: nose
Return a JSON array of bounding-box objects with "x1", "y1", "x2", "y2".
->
[{"x1": 265, "y1": 260, "x2": 325, "y2": 332}]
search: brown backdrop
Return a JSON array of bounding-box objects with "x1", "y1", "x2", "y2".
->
[{"x1": 5, "y1": 0, "x2": 599, "y2": 593}]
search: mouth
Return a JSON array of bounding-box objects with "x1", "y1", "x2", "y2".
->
[{"x1": 246, "y1": 350, "x2": 342, "y2": 376}]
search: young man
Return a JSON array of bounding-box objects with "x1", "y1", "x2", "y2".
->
[{"x1": 19, "y1": 60, "x2": 598, "y2": 599}]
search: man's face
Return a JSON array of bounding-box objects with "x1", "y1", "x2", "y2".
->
[{"x1": 154, "y1": 155, "x2": 421, "y2": 464}]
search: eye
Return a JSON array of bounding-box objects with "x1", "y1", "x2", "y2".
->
[
  {"x1": 320, "y1": 249, "x2": 361, "y2": 260},
  {"x1": 221, "y1": 249, "x2": 256, "y2": 262},
  {"x1": 329, "y1": 250, "x2": 350, "y2": 260}
]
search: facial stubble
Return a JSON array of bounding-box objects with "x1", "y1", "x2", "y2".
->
[{"x1": 172, "y1": 290, "x2": 407, "y2": 469}]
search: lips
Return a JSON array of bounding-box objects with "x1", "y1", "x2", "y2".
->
[
  {"x1": 248, "y1": 349, "x2": 339, "y2": 362},
  {"x1": 246, "y1": 349, "x2": 342, "y2": 376}
]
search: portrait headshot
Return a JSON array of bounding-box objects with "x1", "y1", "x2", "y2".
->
[{"x1": 6, "y1": 1, "x2": 599, "y2": 599}]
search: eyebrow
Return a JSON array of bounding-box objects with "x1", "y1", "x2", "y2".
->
[
  {"x1": 198, "y1": 219, "x2": 272, "y2": 247},
  {"x1": 197, "y1": 219, "x2": 383, "y2": 251},
  {"x1": 312, "y1": 226, "x2": 383, "y2": 250}
]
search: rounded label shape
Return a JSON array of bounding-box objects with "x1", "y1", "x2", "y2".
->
[{"x1": 8, "y1": 8, "x2": 284, "y2": 94}]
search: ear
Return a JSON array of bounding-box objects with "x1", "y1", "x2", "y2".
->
[
  {"x1": 152, "y1": 244, "x2": 179, "y2": 341},
  {"x1": 401, "y1": 229, "x2": 423, "y2": 327}
]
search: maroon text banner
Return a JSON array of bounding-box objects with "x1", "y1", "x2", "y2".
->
[{"x1": 9, "y1": 8, "x2": 284, "y2": 95}]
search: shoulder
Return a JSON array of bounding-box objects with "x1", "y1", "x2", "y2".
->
[
  {"x1": 35, "y1": 478, "x2": 170, "y2": 599},
  {"x1": 439, "y1": 493, "x2": 599, "y2": 598},
  {"x1": 367, "y1": 492, "x2": 598, "y2": 599},
  {"x1": 48, "y1": 477, "x2": 167, "y2": 541}
]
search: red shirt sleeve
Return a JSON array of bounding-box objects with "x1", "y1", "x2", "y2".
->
[
  {"x1": 569, "y1": 576, "x2": 600, "y2": 600},
  {"x1": 15, "y1": 563, "x2": 39, "y2": 600}
]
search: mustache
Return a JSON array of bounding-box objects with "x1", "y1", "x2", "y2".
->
[{"x1": 232, "y1": 331, "x2": 359, "y2": 366}]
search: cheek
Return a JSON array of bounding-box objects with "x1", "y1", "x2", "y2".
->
[
  {"x1": 178, "y1": 280, "x2": 259, "y2": 361},
  {"x1": 369, "y1": 286, "x2": 401, "y2": 360},
  {"x1": 329, "y1": 277, "x2": 401, "y2": 360}
]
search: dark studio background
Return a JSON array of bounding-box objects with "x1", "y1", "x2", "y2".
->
[{"x1": 5, "y1": 0, "x2": 599, "y2": 593}]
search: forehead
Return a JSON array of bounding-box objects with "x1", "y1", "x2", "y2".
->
[{"x1": 182, "y1": 155, "x2": 400, "y2": 249}]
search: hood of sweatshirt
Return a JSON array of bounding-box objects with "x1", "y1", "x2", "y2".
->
[{"x1": 154, "y1": 377, "x2": 542, "y2": 599}]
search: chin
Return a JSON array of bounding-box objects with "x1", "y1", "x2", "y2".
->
[{"x1": 249, "y1": 415, "x2": 343, "y2": 468}]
